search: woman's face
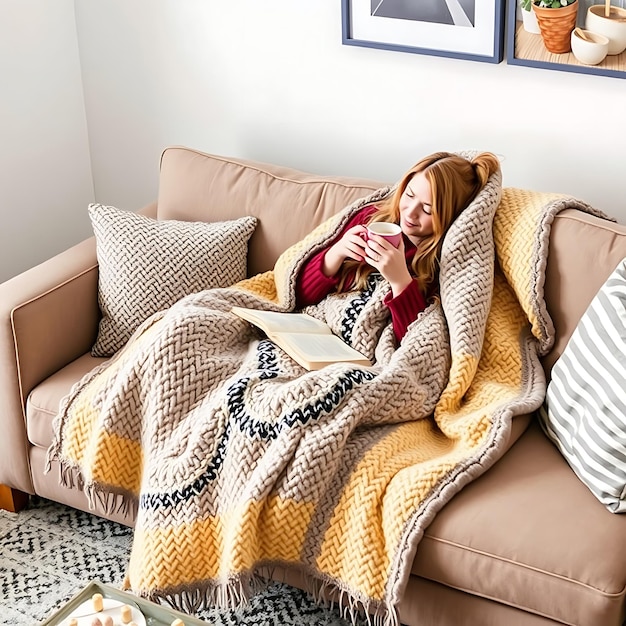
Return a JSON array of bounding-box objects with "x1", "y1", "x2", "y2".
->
[{"x1": 399, "y1": 172, "x2": 434, "y2": 244}]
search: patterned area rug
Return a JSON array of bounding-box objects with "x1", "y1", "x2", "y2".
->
[{"x1": 0, "y1": 497, "x2": 367, "y2": 625}]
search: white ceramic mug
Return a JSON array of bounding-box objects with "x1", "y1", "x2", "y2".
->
[{"x1": 366, "y1": 222, "x2": 402, "y2": 248}]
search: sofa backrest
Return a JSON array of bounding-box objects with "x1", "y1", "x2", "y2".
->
[
  {"x1": 156, "y1": 146, "x2": 386, "y2": 277},
  {"x1": 156, "y1": 146, "x2": 626, "y2": 382},
  {"x1": 542, "y1": 209, "x2": 626, "y2": 376}
]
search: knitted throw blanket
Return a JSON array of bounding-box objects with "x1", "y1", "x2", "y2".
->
[{"x1": 47, "y1": 173, "x2": 602, "y2": 625}]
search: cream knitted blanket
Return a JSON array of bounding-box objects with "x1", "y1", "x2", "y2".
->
[{"x1": 47, "y1": 168, "x2": 601, "y2": 625}]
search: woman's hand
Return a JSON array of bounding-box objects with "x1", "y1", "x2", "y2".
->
[
  {"x1": 322, "y1": 225, "x2": 368, "y2": 276},
  {"x1": 365, "y1": 235, "x2": 413, "y2": 297}
]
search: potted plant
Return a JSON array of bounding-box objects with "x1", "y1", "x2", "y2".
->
[
  {"x1": 521, "y1": 0, "x2": 541, "y2": 32},
  {"x1": 533, "y1": 0, "x2": 580, "y2": 53}
]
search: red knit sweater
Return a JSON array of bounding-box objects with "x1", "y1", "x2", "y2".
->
[{"x1": 294, "y1": 206, "x2": 429, "y2": 342}]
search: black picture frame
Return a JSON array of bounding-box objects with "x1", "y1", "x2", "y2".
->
[{"x1": 341, "y1": 0, "x2": 505, "y2": 64}]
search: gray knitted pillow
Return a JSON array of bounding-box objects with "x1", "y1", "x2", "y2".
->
[{"x1": 89, "y1": 203, "x2": 257, "y2": 357}]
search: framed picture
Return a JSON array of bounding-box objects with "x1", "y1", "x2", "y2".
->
[
  {"x1": 507, "y1": 0, "x2": 626, "y2": 78},
  {"x1": 341, "y1": 0, "x2": 505, "y2": 64}
]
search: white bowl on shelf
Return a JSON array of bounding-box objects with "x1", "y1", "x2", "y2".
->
[
  {"x1": 571, "y1": 28, "x2": 610, "y2": 65},
  {"x1": 585, "y1": 5, "x2": 626, "y2": 55}
]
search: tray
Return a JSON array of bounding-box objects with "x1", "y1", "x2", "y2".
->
[{"x1": 40, "y1": 581, "x2": 208, "y2": 626}]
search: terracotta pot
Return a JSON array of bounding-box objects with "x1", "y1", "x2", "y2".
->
[{"x1": 533, "y1": 0, "x2": 579, "y2": 53}]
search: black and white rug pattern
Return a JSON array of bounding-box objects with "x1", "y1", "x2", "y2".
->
[{"x1": 0, "y1": 497, "x2": 367, "y2": 625}]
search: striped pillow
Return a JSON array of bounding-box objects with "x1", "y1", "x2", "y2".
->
[{"x1": 539, "y1": 257, "x2": 626, "y2": 513}]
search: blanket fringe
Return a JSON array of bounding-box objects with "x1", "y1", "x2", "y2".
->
[
  {"x1": 306, "y1": 575, "x2": 399, "y2": 626},
  {"x1": 253, "y1": 564, "x2": 399, "y2": 626},
  {"x1": 49, "y1": 459, "x2": 138, "y2": 519},
  {"x1": 132, "y1": 572, "x2": 271, "y2": 616},
  {"x1": 124, "y1": 567, "x2": 399, "y2": 626},
  {"x1": 85, "y1": 483, "x2": 138, "y2": 519}
]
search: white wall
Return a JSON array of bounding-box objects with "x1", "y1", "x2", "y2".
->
[
  {"x1": 3, "y1": 1, "x2": 626, "y2": 281},
  {"x1": 0, "y1": 0, "x2": 93, "y2": 283},
  {"x1": 73, "y1": 0, "x2": 626, "y2": 216}
]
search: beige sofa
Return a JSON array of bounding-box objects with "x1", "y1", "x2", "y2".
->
[{"x1": 2, "y1": 146, "x2": 626, "y2": 626}]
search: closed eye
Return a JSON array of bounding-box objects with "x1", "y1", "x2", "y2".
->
[{"x1": 404, "y1": 185, "x2": 432, "y2": 215}]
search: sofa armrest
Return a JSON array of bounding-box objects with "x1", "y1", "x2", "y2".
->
[
  {"x1": 0, "y1": 201, "x2": 157, "y2": 494},
  {"x1": 0, "y1": 236, "x2": 100, "y2": 492}
]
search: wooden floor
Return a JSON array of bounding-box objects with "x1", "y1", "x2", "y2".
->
[{"x1": 514, "y1": 21, "x2": 626, "y2": 71}]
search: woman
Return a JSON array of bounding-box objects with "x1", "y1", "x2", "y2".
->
[{"x1": 296, "y1": 151, "x2": 500, "y2": 341}]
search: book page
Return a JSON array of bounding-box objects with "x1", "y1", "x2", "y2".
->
[
  {"x1": 276, "y1": 332, "x2": 371, "y2": 366},
  {"x1": 232, "y1": 307, "x2": 331, "y2": 335}
]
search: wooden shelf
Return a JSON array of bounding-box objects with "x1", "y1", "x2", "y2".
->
[{"x1": 514, "y1": 21, "x2": 626, "y2": 72}]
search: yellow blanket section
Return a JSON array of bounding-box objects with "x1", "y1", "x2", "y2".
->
[
  {"x1": 315, "y1": 186, "x2": 567, "y2": 603},
  {"x1": 127, "y1": 496, "x2": 316, "y2": 592},
  {"x1": 436, "y1": 186, "x2": 565, "y2": 439},
  {"x1": 495, "y1": 187, "x2": 565, "y2": 345},
  {"x1": 57, "y1": 318, "x2": 172, "y2": 497}
]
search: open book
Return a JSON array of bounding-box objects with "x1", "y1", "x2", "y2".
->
[{"x1": 231, "y1": 306, "x2": 372, "y2": 371}]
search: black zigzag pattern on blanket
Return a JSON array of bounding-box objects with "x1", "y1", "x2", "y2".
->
[
  {"x1": 140, "y1": 341, "x2": 377, "y2": 511},
  {"x1": 257, "y1": 338, "x2": 280, "y2": 380},
  {"x1": 340, "y1": 273, "x2": 382, "y2": 344}
]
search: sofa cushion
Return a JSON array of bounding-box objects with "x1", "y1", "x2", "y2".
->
[
  {"x1": 414, "y1": 420, "x2": 626, "y2": 626},
  {"x1": 89, "y1": 203, "x2": 257, "y2": 356},
  {"x1": 539, "y1": 257, "x2": 626, "y2": 513},
  {"x1": 27, "y1": 353, "x2": 106, "y2": 449}
]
